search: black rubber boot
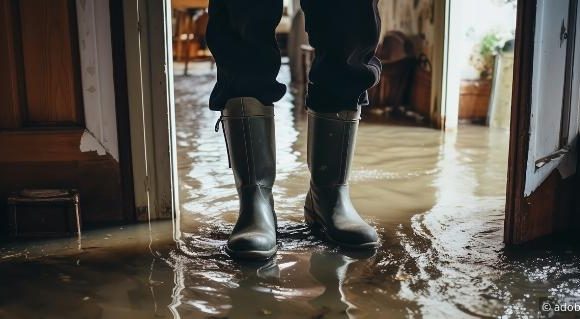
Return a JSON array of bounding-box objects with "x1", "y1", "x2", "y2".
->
[
  {"x1": 218, "y1": 97, "x2": 277, "y2": 260},
  {"x1": 304, "y1": 107, "x2": 379, "y2": 249}
]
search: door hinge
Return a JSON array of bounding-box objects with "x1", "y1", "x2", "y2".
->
[
  {"x1": 144, "y1": 175, "x2": 150, "y2": 191},
  {"x1": 137, "y1": 9, "x2": 143, "y2": 34},
  {"x1": 560, "y1": 19, "x2": 568, "y2": 47}
]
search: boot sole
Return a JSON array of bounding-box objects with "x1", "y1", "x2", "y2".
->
[
  {"x1": 304, "y1": 207, "x2": 379, "y2": 250},
  {"x1": 225, "y1": 245, "x2": 278, "y2": 261}
]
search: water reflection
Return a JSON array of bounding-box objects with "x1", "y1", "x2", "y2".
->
[
  {"x1": 167, "y1": 248, "x2": 384, "y2": 319},
  {"x1": 0, "y1": 62, "x2": 579, "y2": 319}
]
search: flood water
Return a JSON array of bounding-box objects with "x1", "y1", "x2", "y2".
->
[{"x1": 1, "y1": 62, "x2": 580, "y2": 319}]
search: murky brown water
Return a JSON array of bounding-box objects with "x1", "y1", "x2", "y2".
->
[{"x1": 1, "y1": 62, "x2": 580, "y2": 319}]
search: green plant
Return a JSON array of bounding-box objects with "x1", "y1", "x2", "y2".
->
[{"x1": 469, "y1": 31, "x2": 506, "y2": 79}]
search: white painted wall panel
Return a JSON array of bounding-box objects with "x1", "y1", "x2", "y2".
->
[{"x1": 76, "y1": 0, "x2": 119, "y2": 161}]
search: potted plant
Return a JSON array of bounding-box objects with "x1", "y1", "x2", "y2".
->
[{"x1": 459, "y1": 30, "x2": 507, "y2": 122}]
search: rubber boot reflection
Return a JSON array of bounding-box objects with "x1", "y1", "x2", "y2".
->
[
  {"x1": 307, "y1": 251, "x2": 355, "y2": 318},
  {"x1": 227, "y1": 261, "x2": 281, "y2": 319}
]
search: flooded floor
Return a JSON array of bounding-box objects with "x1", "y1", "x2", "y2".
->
[{"x1": 1, "y1": 62, "x2": 580, "y2": 319}]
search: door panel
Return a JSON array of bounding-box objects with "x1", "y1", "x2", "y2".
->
[
  {"x1": 0, "y1": 0, "x2": 21, "y2": 129},
  {"x1": 0, "y1": 131, "x2": 100, "y2": 163},
  {"x1": 18, "y1": 0, "x2": 83, "y2": 126},
  {"x1": 524, "y1": 0, "x2": 579, "y2": 196},
  {"x1": 506, "y1": 0, "x2": 580, "y2": 244}
]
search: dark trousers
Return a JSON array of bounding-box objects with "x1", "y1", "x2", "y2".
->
[{"x1": 206, "y1": 0, "x2": 382, "y2": 113}]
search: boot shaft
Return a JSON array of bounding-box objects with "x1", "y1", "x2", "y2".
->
[
  {"x1": 307, "y1": 108, "x2": 361, "y2": 186},
  {"x1": 220, "y1": 97, "x2": 276, "y2": 189}
]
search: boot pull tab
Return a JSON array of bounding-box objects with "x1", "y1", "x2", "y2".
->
[
  {"x1": 214, "y1": 115, "x2": 223, "y2": 133},
  {"x1": 214, "y1": 115, "x2": 232, "y2": 168}
]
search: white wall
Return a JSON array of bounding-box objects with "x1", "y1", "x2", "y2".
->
[
  {"x1": 442, "y1": 0, "x2": 516, "y2": 130},
  {"x1": 453, "y1": 0, "x2": 517, "y2": 80},
  {"x1": 76, "y1": 0, "x2": 119, "y2": 161}
]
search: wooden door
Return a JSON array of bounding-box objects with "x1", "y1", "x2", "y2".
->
[
  {"x1": 505, "y1": 0, "x2": 580, "y2": 244},
  {"x1": 0, "y1": 0, "x2": 127, "y2": 234}
]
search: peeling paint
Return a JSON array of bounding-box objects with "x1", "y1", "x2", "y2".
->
[{"x1": 80, "y1": 130, "x2": 120, "y2": 161}]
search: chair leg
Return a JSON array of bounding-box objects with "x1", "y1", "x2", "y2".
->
[
  {"x1": 184, "y1": 37, "x2": 191, "y2": 76},
  {"x1": 183, "y1": 13, "x2": 195, "y2": 76}
]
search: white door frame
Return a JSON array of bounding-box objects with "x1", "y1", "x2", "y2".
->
[
  {"x1": 429, "y1": 0, "x2": 459, "y2": 131},
  {"x1": 123, "y1": 0, "x2": 179, "y2": 233}
]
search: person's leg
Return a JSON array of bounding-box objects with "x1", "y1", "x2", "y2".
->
[
  {"x1": 206, "y1": 0, "x2": 286, "y2": 110},
  {"x1": 207, "y1": 0, "x2": 283, "y2": 260},
  {"x1": 300, "y1": 0, "x2": 382, "y2": 112},
  {"x1": 301, "y1": 0, "x2": 381, "y2": 249}
]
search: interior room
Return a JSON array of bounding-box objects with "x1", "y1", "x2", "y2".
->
[
  {"x1": 167, "y1": 0, "x2": 579, "y2": 317},
  {"x1": 1, "y1": 0, "x2": 580, "y2": 318}
]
